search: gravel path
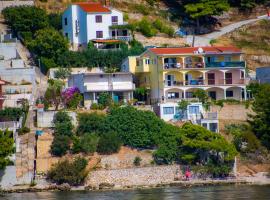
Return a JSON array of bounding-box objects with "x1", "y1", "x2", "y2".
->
[{"x1": 186, "y1": 15, "x2": 268, "y2": 46}]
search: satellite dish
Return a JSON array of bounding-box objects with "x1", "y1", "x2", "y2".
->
[{"x1": 198, "y1": 47, "x2": 204, "y2": 54}]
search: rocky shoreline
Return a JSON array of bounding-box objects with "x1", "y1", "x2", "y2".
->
[{"x1": 2, "y1": 178, "x2": 269, "y2": 194}]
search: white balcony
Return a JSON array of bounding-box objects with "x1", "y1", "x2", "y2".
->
[
  {"x1": 112, "y1": 82, "x2": 135, "y2": 91},
  {"x1": 85, "y1": 82, "x2": 109, "y2": 92},
  {"x1": 84, "y1": 82, "x2": 134, "y2": 92}
]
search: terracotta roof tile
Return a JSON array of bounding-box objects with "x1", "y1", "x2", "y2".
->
[
  {"x1": 75, "y1": 2, "x2": 111, "y2": 13},
  {"x1": 149, "y1": 46, "x2": 241, "y2": 55}
]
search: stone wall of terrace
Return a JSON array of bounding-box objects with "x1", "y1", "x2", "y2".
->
[{"x1": 86, "y1": 165, "x2": 180, "y2": 188}]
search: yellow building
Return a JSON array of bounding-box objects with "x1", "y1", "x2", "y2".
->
[{"x1": 121, "y1": 46, "x2": 248, "y2": 104}]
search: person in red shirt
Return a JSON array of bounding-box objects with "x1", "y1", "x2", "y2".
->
[{"x1": 185, "y1": 169, "x2": 191, "y2": 181}]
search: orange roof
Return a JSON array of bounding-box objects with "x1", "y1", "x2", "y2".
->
[
  {"x1": 92, "y1": 39, "x2": 121, "y2": 43},
  {"x1": 149, "y1": 46, "x2": 242, "y2": 55},
  {"x1": 75, "y1": 2, "x2": 111, "y2": 13}
]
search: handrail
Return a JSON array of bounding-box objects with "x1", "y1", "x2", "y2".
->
[{"x1": 205, "y1": 61, "x2": 245, "y2": 68}]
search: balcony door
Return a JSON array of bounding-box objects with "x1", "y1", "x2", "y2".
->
[
  {"x1": 166, "y1": 75, "x2": 175, "y2": 86},
  {"x1": 207, "y1": 73, "x2": 215, "y2": 85},
  {"x1": 225, "y1": 72, "x2": 232, "y2": 84},
  {"x1": 209, "y1": 91, "x2": 217, "y2": 100}
]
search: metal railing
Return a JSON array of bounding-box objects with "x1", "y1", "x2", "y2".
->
[
  {"x1": 163, "y1": 63, "x2": 182, "y2": 69},
  {"x1": 164, "y1": 81, "x2": 184, "y2": 87},
  {"x1": 185, "y1": 62, "x2": 204, "y2": 68},
  {"x1": 109, "y1": 36, "x2": 131, "y2": 41},
  {"x1": 205, "y1": 61, "x2": 245, "y2": 68},
  {"x1": 185, "y1": 79, "x2": 205, "y2": 85}
]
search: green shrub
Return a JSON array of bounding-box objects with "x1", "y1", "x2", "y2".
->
[
  {"x1": 134, "y1": 4, "x2": 150, "y2": 15},
  {"x1": 154, "y1": 123, "x2": 237, "y2": 165},
  {"x1": 48, "y1": 13, "x2": 62, "y2": 30},
  {"x1": 133, "y1": 156, "x2": 142, "y2": 166},
  {"x1": 97, "y1": 132, "x2": 122, "y2": 155},
  {"x1": 98, "y1": 92, "x2": 112, "y2": 108},
  {"x1": 77, "y1": 112, "x2": 106, "y2": 135},
  {"x1": 103, "y1": 106, "x2": 166, "y2": 148},
  {"x1": 53, "y1": 111, "x2": 73, "y2": 136},
  {"x1": 2, "y1": 6, "x2": 49, "y2": 36},
  {"x1": 79, "y1": 134, "x2": 99, "y2": 154},
  {"x1": 54, "y1": 122, "x2": 73, "y2": 137},
  {"x1": 225, "y1": 124, "x2": 262, "y2": 154},
  {"x1": 153, "y1": 19, "x2": 174, "y2": 37},
  {"x1": 54, "y1": 68, "x2": 71, "y2": 79},
  {"x1": 18, "y1": 127, "x2": 30, "y2": 135},
  {"x1": 123, "y1": 13, "x2": 129, "y2": 21},
  {"x1": 146, "y1": 0, "x2": 156, "y2": 6},
  {"x1": 53, "y1": 111, "x2": 72, "y2": 124},
  {"x1": 0, "y1": 107, "x2": 24, "y2": 121},
  {"x1": 51, "y1": 134, "x2": 70, "y2": 156},
  {"x1": 137, "y1": 18, "x2": 157, "y2": 37},
  {"x1": 90, "y1": 103, "x2": 104, "y2": 110},
  {"x1": 66, "y1": 93, "x2": 83, "y2": 109},
  {"x1": 0, "y1": 130, "x2": 14, "y2": 170},
  {"x1": 47, "y1": 157, "x2": 88, "y2": 186}
]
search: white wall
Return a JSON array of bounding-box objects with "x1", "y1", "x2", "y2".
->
[
  {"x1": 37, "y1": 111, "x2": 77, "y2": 128},
  {"x1": 63, "y1": 4, "x2": 124, "y2": 45},
  {"x1": 87, "y1": 9, "x2": 123, "y2": 41}
]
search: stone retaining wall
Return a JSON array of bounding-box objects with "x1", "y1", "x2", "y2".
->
[
  {"x1": 87, "y1": 165, "x2": 180, "y2": 188},
  {"x1": 211, "y1": 104, "x2": 253, "y2": 121}
]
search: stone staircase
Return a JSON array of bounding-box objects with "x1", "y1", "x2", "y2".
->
[{"x1": 15, "y1": 132, "x2": 36, "y2": 184}]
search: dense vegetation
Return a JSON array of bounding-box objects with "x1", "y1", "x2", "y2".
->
[
  {"x1": 0, "y1": 130, "x2": 14, "y2": 170},
  {"x1": 50, "y1": 106, "x2": 237, "y2": 179},
  {"x1": 51, "y1": 111, "x2": 73, "y2": 156},
  {"x1": 2, "y1": 6, "x2": 144, "y2": 72},
  {"x1": 248, "y1": 83, "x2": 270, "y2": 149},
  {"x1": 0, "y1": 107, "x2": 24, "y2": 121},
  {"x1": 47, "y1": 157, "x2": 88, "y2": 186}
]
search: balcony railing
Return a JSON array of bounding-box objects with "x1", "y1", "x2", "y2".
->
[
  {"x1": 205, "y1": 61, "x2": 245, "y2": 68},
  {"x1": 185, "y1": 79, "x2": 205, "y2": 86},
  {"x1": 110, "y1": 36, "x2": 131, "y2": 41},
  {"x1": 185, "y1": 62, "x2": 204, "y2": 68},
  {"x1": 165, "y1": 81, "x2": 184, "y2": 87},
  {"x1": 164, "y1": 63, "x2": 182, "y2": 69},
  {"x1": 165, "y1": 78, "x2": 246, "y2": 87}
]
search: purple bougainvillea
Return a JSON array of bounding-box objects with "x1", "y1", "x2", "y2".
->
[{"x1": 62, "y1": 87, "x2": 81, "y2": 107}]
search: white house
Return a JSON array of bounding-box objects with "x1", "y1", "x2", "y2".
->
[
  {"x1": 68, "y1": 68, "x2": 135, "y2": 108},
  {"x1": 0, "y1": 42, "x2": 36, "y2": 108},
  {"x1": 62, "y1": 1, "x2": 130, "y2": 50},
  {"x1": 157, "y1": 102, "x2": 219, "y2": 133}
]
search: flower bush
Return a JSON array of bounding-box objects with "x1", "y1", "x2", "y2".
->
[{"x1": 62, "y1": 87, "x2": 82, "y2": 109}]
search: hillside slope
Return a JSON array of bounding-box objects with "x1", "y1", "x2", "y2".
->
[{"x1": 213, "y1": 19, "x2": 270, "y2": 71}]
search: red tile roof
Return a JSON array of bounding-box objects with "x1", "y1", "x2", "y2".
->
[
  {"x1": 149, "y1": 46, "x2": 242, "y2": 55},
  {"x1": 75, "y1": 2, "x2": 111, "y2": 13}
]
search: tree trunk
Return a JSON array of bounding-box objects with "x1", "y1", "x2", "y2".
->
[{"x1": 196, "y1": 18, "x2": 200, "y2": 34}]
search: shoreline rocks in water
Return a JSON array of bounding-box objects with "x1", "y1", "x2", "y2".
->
[{"x1": 1, "y1": 178, "x2": 263, "y2": 193}]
